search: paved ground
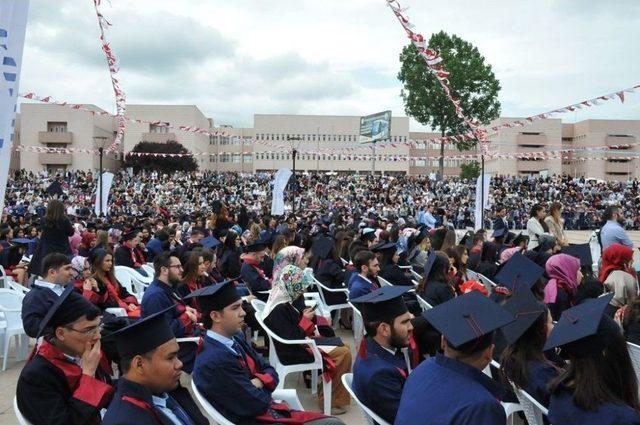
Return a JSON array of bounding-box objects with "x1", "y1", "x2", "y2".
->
[{"x1": 3, "y1": 230, "x2": 639, "y2": 424}]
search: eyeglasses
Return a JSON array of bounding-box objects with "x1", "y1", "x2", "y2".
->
[
  {"x1": 168, "y1": 264, "x2": 183, "y2": 270},
  {"x1": 65, "y1": 322, "x2": 104, "y2": 335}
]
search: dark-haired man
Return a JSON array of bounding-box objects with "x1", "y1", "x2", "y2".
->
[{"x1": 348, "y1": 250, "x2": 380, "y2": 299}]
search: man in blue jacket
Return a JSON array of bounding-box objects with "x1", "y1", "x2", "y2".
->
[
  {"x1": 396, "y1": 292, "x2": 515, "y2": 425},
  {"x1": 348, "y1": 250, "x2": 381, "y2": 299},
  {"x1": 352, "y1": 286, "x2": 414, "y2": 424}
]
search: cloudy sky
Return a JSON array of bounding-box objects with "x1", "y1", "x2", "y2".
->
[{"x1": 18, "y1": 0, "x2": 640, "y2": 130}]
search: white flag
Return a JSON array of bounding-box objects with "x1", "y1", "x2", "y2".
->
[
  {"x1": 0, "y1": 1, "x2": 29, "y2": 213},
  {"x1": 271, "y1": 168, "x2": 293, "y2": 216},
  {"x1": 474, "y1": 173, "x2": 491, "y2": 230},
  {"x1": 94, "y1": 172, "x2": 114, "y2": 216}
]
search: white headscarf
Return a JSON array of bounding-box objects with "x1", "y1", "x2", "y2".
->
[{"x1": 262, "y1": 265, "x2": 314, "y2": 319}]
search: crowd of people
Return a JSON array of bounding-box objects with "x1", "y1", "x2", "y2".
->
[{"x1": 3, "y1": 167, "x2": 640, "y2": 425}]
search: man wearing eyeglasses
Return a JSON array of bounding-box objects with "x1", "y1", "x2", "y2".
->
[
  {"x1": 141, "y1": 251, "x2": 199, "y2": 373},
  {"x1": 17, "y1": 286, "x2": 114, "y2": 425}
]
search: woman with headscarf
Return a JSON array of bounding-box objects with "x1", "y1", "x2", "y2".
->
[
  {"x1": 600, "y1": 243, "x2": 638, "y2": 318},
  {"x1": 263, "y1": 264, "x2": 352, "y2": 414},
  {"x1": 544, "y1": 254, "x2": 583, "y2": 320},
  {"x1": 272, "y1": 245, "x2": 312, "y2": 283},
  {"x1": 78, "y1": 231, "x2": 96, "y2": 257}
]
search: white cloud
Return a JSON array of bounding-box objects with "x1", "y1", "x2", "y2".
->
[{"x1": 18, "y1": 0, "x2": 640, "y2": 129}]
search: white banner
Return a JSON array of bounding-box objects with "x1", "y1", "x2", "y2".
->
[
  {"x1": 474, "y1": 173, "x2": 491, "y2": 230},
  {"x1": 94, "y1": 172, "x2": 114, "y2": 216},
  {"x1": 0, "y1": 1, "x2": 29, "y2": 214},
  {"x1": 271, "y1": 168, "x2": 293, "y2": 216}
]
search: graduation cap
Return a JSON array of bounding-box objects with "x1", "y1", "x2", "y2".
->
[
  {"x1": 543, "y1": 294, "x2": 617, "y2": 358},
  {"x1": 500, "y1": 288, "x2": 547, "y2": 345},
  {"x1": 371, "y1": 242, "x2": 397, "y2": 253},
  {"x1": 423, "y1": 291, "x2": 514, "y2": 350},
  {"x1": 351, "y1": 286, "x2": 411, "y2": 323},
  {"x1": 492, "y1": 228, "x2": 508, "y2": 239},
  {"x1": 244, "y1": 242, "x2": 267, "y2": 253},
  {"x1": 36, "y1": 285, "x2": 98, "y2": 339},
  {"x1": 459, "y1": 231, "x2": 475, "y2": 249},
  {"x1": 201, "y1": 236, "x2": 220, "y2": 250},
  {"x1": 422, "y1": 252, "x2": 438, "y2": 279},
  {"x1": 184, "y1": 279, "x2": 241, "y2": 312},
  {"x1": 361, "y1": 228, "x2": 376, "y2": 240},
  {"x1": 494, "y1": 252, "x2": 544, "y2": 292},
  {"x1": 122, "y1": 228, "x2": 140, "y2": 242},
  {"x1": 562, "y1": 243, "x2": 593, "y2": 268},
  {"x1": 511, "y1": 233, "x2": 529, "y2": 246},
  {"x1": 110, "y1": 306, "x2": 176, "y2": 358}
]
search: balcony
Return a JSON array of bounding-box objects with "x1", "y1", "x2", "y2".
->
[
  {"x1": 38, "y1": 131, "x2": 73, "y2": 144},
  {"x1": 516, "y1": 133, "x2": 548, "y2": 146},
  {"x1": 39, "y1": 153, "x2": 73, "y2": 165},
  {"x1": 141, "y1": 132, "x2": 177, "y2": 143},
  {"x1": 605, "y1": 135, "x2": 636, "y2": 148},
  {"x1": 605, "y1": 161, "x2": 632, "y2": 174}
]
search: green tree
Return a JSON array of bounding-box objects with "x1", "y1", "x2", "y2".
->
[
  {"x1": 123, "y1": 140, "x2": 198, "y2": 173},
  {"x1": 398, "y1": 31, "x2": 501, "y2": 177},
  {"x1": 460, "y1": 160, "x2": 480, "y2": 181}
]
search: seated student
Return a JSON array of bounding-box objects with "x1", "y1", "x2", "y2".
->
[
  {"x1": 600, "y1": 243, "x2": 638, "y2": 318},
  {"x1": 240, "y1": 242, "x2": 272, "y2": 302},
  {"x1": 348, "y1": 250, "x2": 381, "y2": 299},
  {"x1": 103, "y1": 308, "x2": 209, "y2": 425},
  {"x1": 17, "y1": 287, "x2": 114, "y2": 425},
  {"x1": 544, "y1": 253, "x2": 583, "y2": 321},
  {"x1": 190, "y1": 282, "x2": 345, "y2": 424},
  {"x1": 176, "y1": 251, "x2": 207, "y2": 309},
  {"x1": 263, "y1": 265, "x2": 352, "y2": 414},
  {"x1": 141, "y1": 252, "x2": 198, "y2": 373},
  {"x1": 114, "y1": 228, "x2": 146, "y2": 275},
  {"x1": 82, "y1": 248, "x2": 140, "y2": 317},
  {"x1": 21, "y1": 252, "x2": 75, "y2": 337},
  {"x1": 395, "y1": 292, "x2": 515, "y2": 425},
  {"x1": 545, "y1": 294, "x2": 640, "y2": 425},
  {"x1": 417, "y1": 252, "x2": 456, "y2": 307},
  {"x1": 313, "y1": 238, "x2": 348, "y2": 306},
  {"x1": 352, "y1": 286, "x2": 414, "y2": 424},
  {"x1": 374, "y1": 242, "x2": 414, "y2": 287},
  {"x1": 499, "y1": 288, "x2": 561, "y2": 406}
]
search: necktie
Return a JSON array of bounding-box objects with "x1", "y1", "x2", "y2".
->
[
  {"x1": 231, "y1": 339, "x2": 244, "y2": 357},
  {"x1": 165, "y1": 395, "x2": 195, "y2": 425}
]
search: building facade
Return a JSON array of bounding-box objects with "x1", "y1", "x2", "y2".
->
[{"x1": 14, "y1": 103, "x2": 640, "y2": 181}]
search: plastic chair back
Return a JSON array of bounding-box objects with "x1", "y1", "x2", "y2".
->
[{"x1": 341, "y1": 373, "x2": 391, "y2": 425}]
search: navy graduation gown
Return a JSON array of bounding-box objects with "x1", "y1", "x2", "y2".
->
[
  {"x1": 22, "y1": 284, "x2": 60, "y2": 337},
  {"x1": 348, "y1": 274, "x2": 379, "y2": 299},
  {"x1": 240, "y1": 262, "x2": 271, "y2": 302},
  {"x1": 353, "y1": 338, "x2": 407, "y2": 424},
  {"x1": 548, "y1": 388, "x2": 640, "y2": 425},
  {"x1": 523, "y1": 361, "x2": 559, "y2": 407},
  {"x1": 16, "y1": 341, "x2": 114, "y2": 425},
  {"x1": 395, "y1": 354, "x2": 507, "y2": 425},
  {"x1": 102, "y1": 378, "x2": 209, "y2": 425}
]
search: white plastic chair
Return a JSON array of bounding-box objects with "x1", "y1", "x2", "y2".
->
[
  {"x1": 627, "y1": 342, "x2": 640, "y2": 390},
  {"x1": 0, "y1": 289, "x2": 30, "y2": 370},
  {"x1": 416, "y1": 294, "x2": 433, "y2": 311},
  {"x1": 105, "y1": 308, "x2": 128, "y2": 317},
  {"x1": 140, "y1": 263, "x2": 155, "y2": 279},
  {"x1": 14, "y1": 397, "x2": 33, "y2": 425},
  {"x1": 482, "y1": 360, "x2": 523, "y2": 424},
  {"x1": 349, "y1": 302, "x2": 365, "y2": 362},
  {"x1": 0, "y1": 265, "x2": 9, "y2": 288},
  {"x1": 378, "y1": 276, "x2": 393, "y2": 287},
  {"x1": 341, "y1": 373, "x2": 391, "y2": 425},
  {"x1": 113, "y1": 267, "x2": 144, "y2": 302},
  {"x1": 340, "y1": 257, "x2": 349, "y2": 267},
  {"x1": 7, "y1": 281, "x2": 29, "y2": 299},
  {"x1": 511, "y1": 383, "x2": 549, "y2": 425},
  {"x1": 191, "y1": 380, "x2": 302, "y2": 425},
  {"x1": 476, "y1": 272, "x2": 497, "y2": 295},
  {"x1": 252, "y1": 299, "x2": 332, "y2": 415},
  {"x1": 311, "y1": 275, "x2": 350, "y2": 329}
]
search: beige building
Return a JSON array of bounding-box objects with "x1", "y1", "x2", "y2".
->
[{"x1": 14, "y1": 103, "x2": 640, "y2": 181}]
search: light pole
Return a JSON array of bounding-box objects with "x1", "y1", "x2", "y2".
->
[
  {"x1": 93, "y1": 136, "x2": 108, "y2": 217},
  {"x1": 287, "y1": 136, "x2": 303, "y2": 217}
]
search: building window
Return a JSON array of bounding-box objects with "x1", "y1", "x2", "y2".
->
[
  {"x1": 243, "y1": 154, "x2": 252, "y2": 163},
  {"x1": 150, "y1": 123, "x2": 169, "y2": 134},
  {"x1": 47, "y1": 122, "x2": 67, "y2": 132},
  {"x1": 232, "y1": 154, "x2": 241, "y2": 163}
]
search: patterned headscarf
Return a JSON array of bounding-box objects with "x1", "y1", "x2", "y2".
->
[
  {"x1": 262, "y1": 265, "x2": 314, "y2": 318},
  {"x1": 272, "y1": 246, "x2": 306, "y2": 282}
]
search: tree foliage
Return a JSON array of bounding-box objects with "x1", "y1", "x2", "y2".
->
[
  {"x1": 460, "y1": 160, "x2": 481, "y2": 181},
  {"x1": 398, "y1": 31, "x2": 501, "y2": 151},
  {"x1": 123, "y1": 140, "x2": 198, "y2": 173}
]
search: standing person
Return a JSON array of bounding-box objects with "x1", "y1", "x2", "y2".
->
[
  {"x1": 102, "y1": 309, "x2": 209, "y2": 425},
  {"x1": 601, "y1": 205, "x2": 634, "y2": 250},
  {"x1": 141, "y1": 252, "x2": 198, "y2": 373},
  {"x1": 527, "y1": 204, "x2": 550, "y2": 250},
  {"x1": 352, "y1": 286, "x2": 414, "y2": 424},
  {"x1": 190, "y1": 282, "x2": 345, "y2": 424},
  {"x1": 395, "y1": 292, "x2": 515, "y2": 425},
  {"x1": 16, "y1": 287, "x2": 114, "y2": 425},
  {"x1": 493, "y1": 205, "x2": 509, "y2": 233},
  {"x1": 28, "y1": 199, "x2": 75, "y2": 277},
  {"x1": 545, "y1": 202, "x2": 569, "y2": 246},
  {"x1": 546, "y1": 294, "x2": 640, "y2": 425}
]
